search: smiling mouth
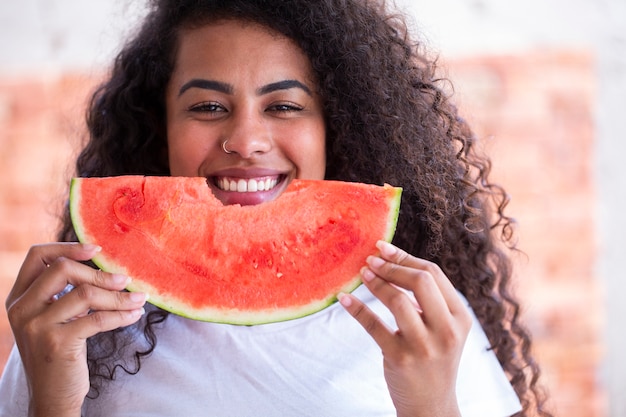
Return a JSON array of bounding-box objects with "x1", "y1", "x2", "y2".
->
[{"x1": 214, "y1": 176, "x2": 282, "y2": 192}]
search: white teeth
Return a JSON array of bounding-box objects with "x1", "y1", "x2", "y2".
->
[{"x1": 217, "y1": 177, "x2": 279, "y2": 192}]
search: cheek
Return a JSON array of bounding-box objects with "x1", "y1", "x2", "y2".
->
[
  {"x1": 310, "y1": 145, "x2": 327, "y2": 179},
  {"x1": 167, "y1": 129, "x2": 210, "y2": 176},
  {"x1": 293, "y1": 127, "x2": 326, "y2": 180}
]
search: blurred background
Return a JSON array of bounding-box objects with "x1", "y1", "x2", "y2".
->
[{"x1": 0, "y1": 1, "x2": 624, "y2": 416}]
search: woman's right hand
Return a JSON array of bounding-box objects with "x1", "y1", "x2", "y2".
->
[{"x1": 5, "y1": 243, "x2": 147, "y2": 417}]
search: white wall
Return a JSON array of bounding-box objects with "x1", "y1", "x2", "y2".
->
[
  {"x1": 0, "y1": 0, "x2": 148, "y2": 76},
  {"x1": 1, "y1": 1, "x2": 625, "y2": 415}
]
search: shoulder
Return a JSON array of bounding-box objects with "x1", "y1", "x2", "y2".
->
[
  {"x1": 0, "y1": 345, "x2": 30, "y2": 416},
  {"x1": 455, "y1": 293, "x2": 523, "y2": 417}
]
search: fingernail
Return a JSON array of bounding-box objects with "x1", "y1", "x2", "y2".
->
[
  {"x1": 376, "y1": 240, "x2": 396, "y2": 257},
  {"x1": 129, "y1": 292, "x2": 148, "y2": 303},
  {"x1": 360, "y1": 266, "x2": 376, "y2": 282},
  {"x1": 367, "y1": 256, "x2": 385, "y2": 269},
  {"x1": 112, "y1": 274, "x2": 130, "y2": 285},
  {"x1": 83, "y1": 244, "x2": 102, "y2": 253},
  {"x1": 130, "y1": 307, "x2": 146, "y2": 318},
  {"x1": 338, "y1": 292, "x2": 352, "y2": 307}
]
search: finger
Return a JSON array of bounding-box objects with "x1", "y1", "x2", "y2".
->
[
  {"x1": 62, "y1": 307, "x2": 146, "y2": 340},
  {"x1": 360, "y1": 266, "x2": 429, "y2": 336},
  {"x1": 9, "y1": 243, "x2": 101, "y2": 305},
  {"x1": 10, "y1": 257, "x2": 130, "y2": 324},
  {"x1": 46, "y1": 285, "x2": 148, "y2": 324},
  {"x1": 365, "y1": 253, "x2": 450, "y2": 326},
  {"x1": 338, "y1": 292, "x2": 396, "y2": 351},
  {"x1": 373, "y1": 241, "x2": 468, "y2": 316},
  {"x1": 29, "y1": 257, "x2": 130, "y2": 304}
]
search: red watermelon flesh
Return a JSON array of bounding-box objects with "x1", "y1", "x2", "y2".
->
[{"x1": 69, "y1": 176, "x2": 402, "y2": 325}]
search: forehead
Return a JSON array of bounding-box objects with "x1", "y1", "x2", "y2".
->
[{"x1": 172, "y1": 20, "x2": 312, "y2": 75}]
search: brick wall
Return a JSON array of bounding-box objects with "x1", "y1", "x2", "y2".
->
[
  {"x1": 0, "y1": 73, "x2": 96, "y2": 367},
  {"x1": 0, "y1": 51, "x2": 604, "y2": 416},
  {"x1": 447, "y1": 51, "x2": 603, "y2": 417}
]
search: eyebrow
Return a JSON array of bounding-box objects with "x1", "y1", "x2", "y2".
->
[
  {"x1": 178, "y1": 78, "x2": 312, "y2": 97},
  {"x1": 256, "y1": 80, "x2": 312, "y2": 96},
  {"x1": 178, "y1": 79, "x2": 233, "y2": 96}
]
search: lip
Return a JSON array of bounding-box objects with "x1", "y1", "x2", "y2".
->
[{"x1": 206, "y1": 167, "x2": 290, "y2": 206}]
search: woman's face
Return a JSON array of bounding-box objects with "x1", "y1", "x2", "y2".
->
[{"x1": 165, "y1": 20, "x2": 326, "y2": 206}]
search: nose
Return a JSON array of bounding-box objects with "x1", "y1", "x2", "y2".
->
[{"x1": 220, "y1": 109, "x2": 272, "y2": 158}]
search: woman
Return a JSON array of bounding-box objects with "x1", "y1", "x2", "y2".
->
[{"x1": 1, "y1": 0, "x2": 551, "y2": 416}]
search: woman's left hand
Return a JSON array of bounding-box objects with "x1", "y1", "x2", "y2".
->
[{"x1": 339, "y1": 240, "x2": 473, "y2": 417}]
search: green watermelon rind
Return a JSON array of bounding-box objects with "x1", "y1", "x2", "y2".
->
[
  {"x1": 382, "y1": 183, "x2": 402, "y2": 243},
  {"x1": 124, "y1": 275, "x2": 365, "y2": 326},
  {"x1": 69, "y1": 178, "x2": 402, "y2": 325},
  {"x1": 70, "y1": 177, "x2": 133, "y2": 279}
]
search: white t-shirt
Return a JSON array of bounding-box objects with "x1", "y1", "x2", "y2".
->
[{"x1": 0, "y1": 285, "x2": 521, "y2": 416}]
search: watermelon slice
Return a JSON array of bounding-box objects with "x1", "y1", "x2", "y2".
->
[{"x1": 69, "y1": 176, "x2": 401, "y2": 325}]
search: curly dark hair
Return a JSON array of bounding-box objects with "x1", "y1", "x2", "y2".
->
[{"x1": 57, "y1": 0, "x2": 552, "y2": 414}]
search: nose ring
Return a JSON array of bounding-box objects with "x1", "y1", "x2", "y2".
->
[{"x1": 221, "y1": 139, "x2": 233, "y2": 154}]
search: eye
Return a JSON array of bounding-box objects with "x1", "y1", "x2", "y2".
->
[
  {"x1": 266, "y1": 102, "x2": 303, "y2": 113},
  {"x1": 188, "y1": 101, "x2": 227, "y2": 114}
]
